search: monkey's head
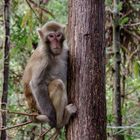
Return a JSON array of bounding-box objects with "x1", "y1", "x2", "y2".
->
[{"x1": 38, "y1": 21, "x2": 65, "y2": 55}]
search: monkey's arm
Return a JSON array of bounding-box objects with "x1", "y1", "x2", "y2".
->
[{"x1": 30, "y1": 58, "x2": 56, "y2": 127}]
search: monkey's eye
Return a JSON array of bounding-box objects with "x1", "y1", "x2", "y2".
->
[
  {"x1": 56, "y1": 33, "x2": 61, "y2": 37},
  {"x1": 48, "y1": 34, "x2": 54, "y2": 38}
]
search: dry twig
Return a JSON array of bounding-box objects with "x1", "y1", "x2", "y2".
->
[
  {"x1": 0, "y1": 109, "x2": 38, "y2": 116},
  {"x1": 0, "y1": 120, "x2": 32, "y2": 131},
  {"x1": 41, "y1": 127, "x2": 52, "y2": 137},
  {"x1": 28, "y1": 0, "x2": 54, "y2": 17},
  {"x1": 26, "y1": 0, "x2": 40, "y2": 21},
  {"x1": 124, "y1": 22, "x2": 140, "y2": 27}
]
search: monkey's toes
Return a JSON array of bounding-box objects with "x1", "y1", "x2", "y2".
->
[
  {"x1": 36, "y1": 115, "x2": 49, "y2": 123},
  {"x1": 66, "y1": 104, "x2": 77, "y2": 114}
]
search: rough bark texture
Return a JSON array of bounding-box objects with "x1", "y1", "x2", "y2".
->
[
  {"x1": 113, "y1": 0, "x2": 124, "y2": 140},
  {"x1": 1, "y1": 0, "x2": 10, "y2": 139},
  {"x1": 67, "y1": 0, "x2": 106, "y2": 140}
]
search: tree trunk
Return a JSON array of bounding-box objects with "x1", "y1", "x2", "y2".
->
[
  {"x1": 113, "y1": 0, "x2": 124, "y2": 139},
  {"x1": 1, "y1": 0, "x2": 10, "y2": 139},
  {"x1": 67, "y1": 0, "x2": 106, "y2": 140}
]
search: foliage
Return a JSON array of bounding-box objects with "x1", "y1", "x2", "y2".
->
[{"x1": 106, "y1": 0, "x2": 140, "y2": 139}]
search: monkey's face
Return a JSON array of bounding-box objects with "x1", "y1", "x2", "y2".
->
[{"x1": 47, "y1": 32, "x2": 64, "y2": 55}]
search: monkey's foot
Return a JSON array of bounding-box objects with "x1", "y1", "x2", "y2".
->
[
  {"x1": 66, "y1": 104, "x2": 77, "y2": 114},
  {"x1": 36, "y1": 115, "x2": 49, "y2": 123}
]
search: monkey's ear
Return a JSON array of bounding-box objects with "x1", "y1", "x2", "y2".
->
[
  {"x1": 63, "y1": 24, "x2": 68, "y2": 39},
  {"x1": 62, "y1": 25, "x2": 66, "y2": 33},
  {"x1": 37, "y1": 28, "x2": 44, "y2": 39}
]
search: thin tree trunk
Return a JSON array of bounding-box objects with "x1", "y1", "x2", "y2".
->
[
  {"x1": 113, "y1": 0, "x2": 124, "y2": 139},
  {"x1": 1, "y1": 0, "x2": 10, "y2": 139},
  {"x1": 121, "y1": 50, "x2": 126, "y2": 107},
  {"x1": 67, "y1": 0, "x2": 106, "y2": 140}
]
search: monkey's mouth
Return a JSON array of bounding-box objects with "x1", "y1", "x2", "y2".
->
[
  {"x1": 53, "y1": 48, "x2": 60, "y2": 52},
  {"x1": 53, "y1": 48, "x2": 59, "y2": 50},
  {"x1": 52, "y1": 48, "x2": 61, "y2": 55}
]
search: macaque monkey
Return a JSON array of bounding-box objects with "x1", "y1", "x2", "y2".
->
[{"x1": 23, "y1": 21, "x2": 77, "y2": 132}]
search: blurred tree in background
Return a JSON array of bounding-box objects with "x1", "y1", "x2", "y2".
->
[{"x1": 0, "y1": 0, "x2": 140, "y2": 139}]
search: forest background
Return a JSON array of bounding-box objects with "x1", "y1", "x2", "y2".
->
[{"x1": 0, "y1": 0, "x2": 140, "y2": 140}]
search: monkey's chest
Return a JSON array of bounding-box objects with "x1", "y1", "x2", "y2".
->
[{"x1": 47, "y1": 62, "x2": 67, "y2": 83}]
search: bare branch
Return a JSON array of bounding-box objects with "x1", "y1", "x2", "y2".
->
[
  {"x1": 0, "y1": 120, "x2": 32, "y2": 131},
  {"x1": 40, "y1": 128, "x2": 52, "y2": 137},
  {"x1": 26, "y1": 0, "x2": 40, "y2": 21},
  {"x1": 124, "y1": 22, "x2": 140, "y2": 27},
  {"x1": 28, "y1": 0, "x2": 54, "y2": 18},
  {"x1": 126, "y1": 48, "x2": 139, "y2": 68},
  {"x1": 124, "y1": 29, "x2": 140, "y2": 41},
  {"x1": 0, "y1": 109, "x2": 38, "y2": 116},
  {"x1": 38, "y1": 127, "x2": 52, "y2": 140}
]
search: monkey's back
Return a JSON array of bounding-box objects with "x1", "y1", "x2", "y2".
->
[{"x1": 23, "y1": 47, "x2": 47, "y2": 113}]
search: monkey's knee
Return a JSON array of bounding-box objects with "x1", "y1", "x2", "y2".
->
[
  {"x1": 29, "y1": 80, "x2": 39, "y2": 89},
  {"x1": 29, "y1": 80, "x2": 34, "y2": 91},
  {"x1": 48, "y1": 79, "x2": 65, "y2": 93}
]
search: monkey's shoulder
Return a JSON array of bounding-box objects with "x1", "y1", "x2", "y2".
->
[
  {"x1": 23, "y1": 47, "x2": 48, "y2": 83},
  {"x1": 30, "y1": 47, "x2": 48, "y2": 62}
]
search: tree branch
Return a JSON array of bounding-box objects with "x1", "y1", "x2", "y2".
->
[
  {"x1": 126, "y1": 48, "x2": 139, "y2": 68},
  {"x1": 0, "y1": 120, "x2": 32, "y2": 131},
  {"x1": 28, "y1": 0, "x2": 54, "y2": 18},
  {"x1": 124, "y1": 22, "x2": 140, "y2": 27},
  {"x1": 0, "y1": 109, "x2": 38, "y2": 116},
  {"x1": 124, "y1": 29, "x2": 140, "y2": 41},
  {"x1": 40, "y1": 127, "x2": 52, "y2": 137},
  {"x1": 26, "y1": 0, "x2": 40, "y2": 21}
]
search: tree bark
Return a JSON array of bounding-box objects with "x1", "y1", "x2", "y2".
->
[
  {"x1": 1, "y1": 0, "x2": 10, "y2": 139},
  {"x1": 67, "y1": 0, "x2": 106, "y2": 140},
  {"x1": 113, "y1": 0, "x2": 124, "y2": 139}
]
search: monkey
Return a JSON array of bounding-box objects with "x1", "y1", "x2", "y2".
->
[{"x1": 23, "y1": 21, "x2": 77, "y2": 131}]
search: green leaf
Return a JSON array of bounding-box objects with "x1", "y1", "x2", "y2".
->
[
  {"x1": 125, "y1": 135, "x2": 134, "y2": 140},
  {"x1": 119, "y1": 17, "x2": 129, "y2": 26},
  {"x1": 117, "y1": 2, "x2": 123, "y2": 11},
  {"x1": 28, "y1": 10, "x2": 33, "y2": 32},
  {"x1": 105, "y1": 0, "x2": 112, "y2": 6},
  {"x1": 134, "y1": 61, "x2": 140, "y2": 78},
  {"x1": 27, "y1": 35, "x2": 32, "y2": 48},
  {"x1": 21, "y1": 10, "x2": 30, "y2": 28}
]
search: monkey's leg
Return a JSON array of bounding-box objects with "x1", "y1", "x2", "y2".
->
[
  {"x1": 30, "y1": 81, "x2": 56, "y2": 127},
  {"x1": 48, "y1": 79, "x2": 68, "y2": 128},
  {"x1": 30, "y1": 59, "x2": 57, "y2": 127}
]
